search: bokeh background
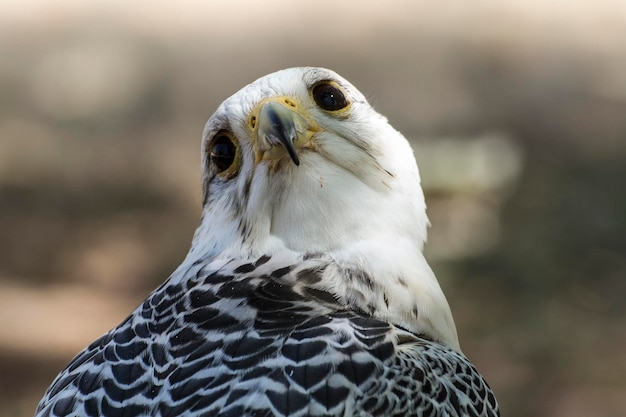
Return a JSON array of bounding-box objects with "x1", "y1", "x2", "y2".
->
[{"x1": 1, "y1": 1, "x2": 625, "y2": 416}]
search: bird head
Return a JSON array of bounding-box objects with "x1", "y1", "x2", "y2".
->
[{"x1": 195, "y1": 67, "x2": 428, "y2": 257}]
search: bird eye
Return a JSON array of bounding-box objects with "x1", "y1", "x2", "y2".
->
[
  {"x1": 210, "y1": 133, "x2": 237, "y2": 174},
  {"x1": 312, "y1": 81, "x2": 349, "y2": 111}
]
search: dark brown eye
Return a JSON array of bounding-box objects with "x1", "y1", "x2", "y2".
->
[
  {"x1": 210, "y1": 135, "x2": 236, "y2": 172},
  {"x1": 312, "y1": 82, "x2": 348, "y2": 111}
]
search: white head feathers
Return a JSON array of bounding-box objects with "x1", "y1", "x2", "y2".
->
[{"x1": 188, "y1": 67, "x2": 459, "y2": 351}]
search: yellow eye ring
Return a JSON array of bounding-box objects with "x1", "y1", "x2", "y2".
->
[
  {"x1": 311, "y1": 81, "x2": 349, "y2": 112},
  {"x1": 209, "y1": 131, "x2": 241, "y2": 179}
]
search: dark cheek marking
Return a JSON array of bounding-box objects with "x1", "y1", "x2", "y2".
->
[
  {"x1": 202, "y1": 183, "x2": 210, "y2": 206},
  {"x1": 243, "y1": 174, "x2": 253, "y2": 201}
]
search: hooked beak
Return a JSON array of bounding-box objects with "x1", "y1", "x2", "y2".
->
[{"x1": 253, "y1": 98, "x2": 317, "y2": 166}]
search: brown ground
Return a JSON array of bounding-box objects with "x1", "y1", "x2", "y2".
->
[{"x1": 1, "y1": 2, "x2": 626, "y2": 416}]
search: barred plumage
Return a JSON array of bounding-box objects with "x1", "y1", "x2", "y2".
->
[{"x1": 35, "y1": 67, "x2": 499, "y2": 417}]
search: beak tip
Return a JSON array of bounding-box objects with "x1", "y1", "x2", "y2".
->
[{"x1": 287, "y1": 144, "x2": 300, "y2": 166}]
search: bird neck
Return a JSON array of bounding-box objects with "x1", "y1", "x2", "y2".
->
[
  {"x1": 185, "y1": 201, "x2": 460, "y2": 352},
  {"x1": 316, "y1": 233, "x2": 460, "y2": 351}
]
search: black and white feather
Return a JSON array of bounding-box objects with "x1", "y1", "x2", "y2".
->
[{"x1": 35, "y1": 67, "x2": 499, "y2": 417}]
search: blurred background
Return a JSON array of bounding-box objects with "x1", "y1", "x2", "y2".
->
[{"x1": 1, "y1": 1, "x2": 625, "y2": 416}]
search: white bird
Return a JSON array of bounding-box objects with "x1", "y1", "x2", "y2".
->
[{"x1": 35, "y1": 67, "x2": 499, "y2": 417}]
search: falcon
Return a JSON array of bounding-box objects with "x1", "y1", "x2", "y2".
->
[{"x1": 35, "y1": 67, "x2": 499, "y2": 417}]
